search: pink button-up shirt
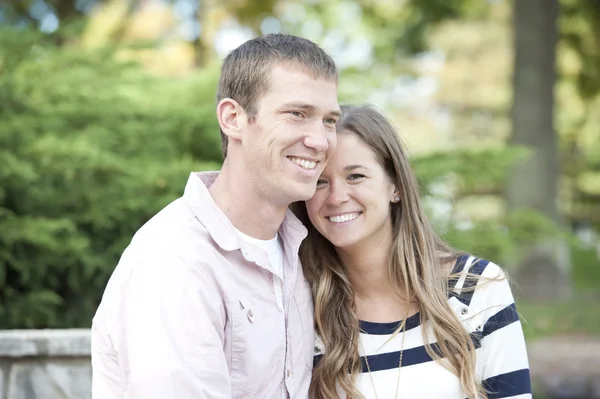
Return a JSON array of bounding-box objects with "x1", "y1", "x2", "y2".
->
[{"x1": 91, "y1": 172, "x2": 314, "y2": 399}]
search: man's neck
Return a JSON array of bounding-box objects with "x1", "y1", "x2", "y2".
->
[{"x1": 209, "y1": 163, "x2": 288, "y2": 240}]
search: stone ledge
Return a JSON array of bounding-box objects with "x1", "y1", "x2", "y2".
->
[
  {"x1": 529, "y1": 336, "x2": 600, "y2": 399},
  {"x1": 0, "y1": 329, "x2": 90, "y2": 358}
]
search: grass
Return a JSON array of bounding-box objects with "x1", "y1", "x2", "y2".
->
[
  {"x1": 516, "y1": 243, "x2": 600, "y2": 342},
  {"x1": 518, "y1": 296, "x2": 600, "y2": 341}
]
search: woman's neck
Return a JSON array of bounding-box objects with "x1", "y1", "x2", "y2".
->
[
  {"x1": 337, "y1": 239, "x2": 394, "y2": 301},
  {"x1": 337, "y1": 237, "x2": 417, "y2": 323}
]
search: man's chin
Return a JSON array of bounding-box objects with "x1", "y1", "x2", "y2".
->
[{"x1": 287, "y1": 185, "x2": 317, "y2": 204}]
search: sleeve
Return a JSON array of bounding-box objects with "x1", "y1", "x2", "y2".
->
[
  {"x1": 477, "y1": 265, "x2": 532, "y2": 399},
  {"x1": 116, "y1": 256, "x2": 230, "y2": 399}
]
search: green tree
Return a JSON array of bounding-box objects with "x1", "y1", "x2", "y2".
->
[
  {"x1": 0, "y1": 26, "x2": 222, "y2": 328},
  {"x1": 507, "y1": 0, "x2": 571, "y2": 299}
]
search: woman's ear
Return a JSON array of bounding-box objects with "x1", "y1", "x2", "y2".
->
[
  {"x1": 217, "y1": 98, "x2": 246, "y2": 143},
  {"x1": 391, "y1": 186, "x2": 401, "y2": 203}
]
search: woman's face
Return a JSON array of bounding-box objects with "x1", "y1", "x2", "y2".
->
[{"x1": 306, "y1": 131, "x2": 397, "y2": 251}]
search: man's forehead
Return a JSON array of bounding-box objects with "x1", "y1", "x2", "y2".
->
[
  {"x1": 268, "y1": 61, "x2": 337, "y2": 80},
  {"x1": 267, "y1": 64, "x2": 337, "y2": 90}
]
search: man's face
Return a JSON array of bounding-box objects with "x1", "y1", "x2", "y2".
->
[{"x1": 241, "y1": 65, "x2": 340, "y2": 205}]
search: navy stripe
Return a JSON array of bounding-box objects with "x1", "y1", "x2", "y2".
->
[
  {"x1": 314, "y1": 354, "x2": 322, "y2": 368},
  {"x1": 447, "y1": 254, "x2": 470, "y2": 291},
  {"x1": 359, "y1": 312, "x2": 421, "y2": 335},
  {"x1": 482, "y1": 303, "x2": 519, "y2": 337},
  {"x1": 454, "y1": 259, "x2": 489, "y2": 306},
  {"x1": 360, "y1": 344, "x2": 441, "y2": 372},
  {"x1": 358, "y1": 334, "x2": 482, "y2": 373},
  {"x1": 483, "y1": 368, "x2": 532, "y2": 398}
]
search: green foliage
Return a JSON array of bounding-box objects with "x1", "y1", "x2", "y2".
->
[
  {"x1": 410, "y1": 146, "x2": 565, "y2": 264},
  {"x1": 0, "y1": 26, "x2": 222, "y2": 328},
  {"x1": 571, "y1": 241, "x2": 600, "y2": 292},
  {"x1": 411, "y1": 146, "x2": 531, "y2": 194},
  {"x1": 445, "y1": 207, "x2": 565, "y2": 264},
  {"x1": 561, "y1": 0, "x2": 600, "y2": 101},
  {"x1": 357, "y1": 0, "x2": 490, "y2": 60}
]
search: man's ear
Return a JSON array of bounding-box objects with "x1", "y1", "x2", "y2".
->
[{"x1": 217, "y1": 98, "x2": 246, "y2": 143}]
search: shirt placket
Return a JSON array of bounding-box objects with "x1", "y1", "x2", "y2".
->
[
  {"x1": 247, "y1": 246, "x2": 288, "y2": 398},
  {"x1": 283, "y1": 252, "x2": 300, "y2": 398}
]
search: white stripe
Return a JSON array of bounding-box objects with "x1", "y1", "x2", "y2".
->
[
  {"x1": 356, "y1": 358, "x2": 463, "y2": 399},
  {"x1": 478, "y1": 322, "x2": 530, "y2": 379},
  {"x1": 505, "y1": 394, "x2": 533, "y2": 399},
  {"x1": 451, "y1": 255, "x2": 475, "y2": 293},
  {"x1": 359, "y1": 326, "x2": 429, "y2": 355}
]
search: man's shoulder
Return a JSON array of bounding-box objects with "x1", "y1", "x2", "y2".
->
[
  {"x1": 106, "y1": 198, "x2": 222, "y2": 282},
  {"x1": 102, "y1": 220, "x2": 220, "y2": 302},
  {"x1": 132, "y1": 197, "x2": 212, "y2": 249}
]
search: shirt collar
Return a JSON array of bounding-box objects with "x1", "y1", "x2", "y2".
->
[{"x1": 182, "y1": 171, "x2": 308, "y2": 252}]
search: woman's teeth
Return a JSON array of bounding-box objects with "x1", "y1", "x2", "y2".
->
[{"x1": 328, "y1": 213, "x2": 360, "y2": 223}]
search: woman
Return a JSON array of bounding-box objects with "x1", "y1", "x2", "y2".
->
[{"x1": 292, "y1": 104, "x2": 531, "y2": 398}]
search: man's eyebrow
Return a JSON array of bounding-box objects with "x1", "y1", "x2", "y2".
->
[
  {"x1": 281, "y1": 102, "x2": 341, "y2": 117},
  {"x1": 281, "y1": 102, "x2": 316, "y2": 111}
]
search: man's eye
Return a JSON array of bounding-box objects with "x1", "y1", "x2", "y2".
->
[
  {"x1": 324, "y1": 118, "x2": 337, "y2": 125},
  {"x1": 290, "y1": 111, "x2": 303, "y2": 118}
]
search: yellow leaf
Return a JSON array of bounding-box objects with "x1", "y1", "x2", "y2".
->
[{"x1": 80, "y1": 0, "x2": 130, "y2": 49}]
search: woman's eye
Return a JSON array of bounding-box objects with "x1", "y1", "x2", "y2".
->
[
  {"x1": 348, "y1": 174, "x2": 365, "y2": 181},
  {"x1": 316, "y1": 179, "x2": 327, "y2": 186}
]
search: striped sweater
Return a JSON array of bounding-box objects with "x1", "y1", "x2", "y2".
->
[{"x1": 313, "y1": 255, "x2": 532, "y2": 399}]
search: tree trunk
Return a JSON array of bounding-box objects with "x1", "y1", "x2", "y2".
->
[{"x1": 508, "y1": 0, "x2": 571, "y2": 300}]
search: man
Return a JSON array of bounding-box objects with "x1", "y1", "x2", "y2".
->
[{"x1": 91, "y1": 33, "x2": 340, "y2": 398}]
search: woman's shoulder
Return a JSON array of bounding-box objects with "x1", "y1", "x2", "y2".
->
[
  {"x1": 448, "y1": 254, "x2": 517, "y2": 323},
  {"x1": 448, "y1": 254, "x2": 506, "y2": 285}
]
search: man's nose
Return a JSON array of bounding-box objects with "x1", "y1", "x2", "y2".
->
[{"x1": 303, "y1": 122, "x2": 331, "y2": 153}]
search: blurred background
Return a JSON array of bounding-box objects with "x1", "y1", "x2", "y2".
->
[{"x1": 0, "y1": 0, "x2": 598, "y2": 398}]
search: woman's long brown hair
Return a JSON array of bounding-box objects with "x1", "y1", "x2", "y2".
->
[{"x1": 292, "y1": 104, "x2": 487, "y2": 398}]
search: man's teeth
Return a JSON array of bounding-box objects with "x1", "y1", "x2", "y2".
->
[
  {"x1": 290, "y1": 157, "x2": 317, "y2": 170},
  {"x1": 328, "y1": 213, "x2": 360, "y2": 223}
]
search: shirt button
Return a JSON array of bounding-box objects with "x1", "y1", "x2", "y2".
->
[
  {"x1": 287, "y1": 370, "x2": 291, "y2": 377},
  {"x1": 460, "y1": 308, "x2": 468, "y2": 315}
]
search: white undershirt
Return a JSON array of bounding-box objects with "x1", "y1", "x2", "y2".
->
[{"x1": 234, "y1": 229, "x2": 285, "y2": 309}]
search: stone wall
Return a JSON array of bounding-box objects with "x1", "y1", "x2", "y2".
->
[
  {"x1": 0, "y1": 329, "x2": 91, "y2": 399},
  {"x1": 0, "y1": 329, "x2": 598, "y2": 398}
]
